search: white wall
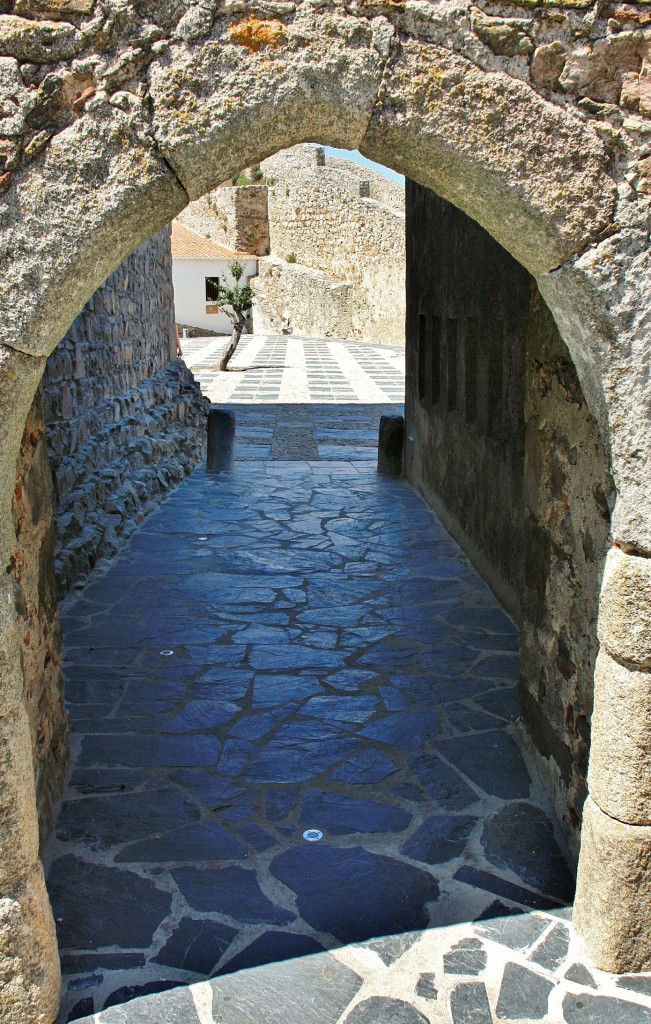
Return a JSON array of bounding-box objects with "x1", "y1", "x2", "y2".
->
[{"x1": 172, "y1": 258, "x2": 257, "y2": 335}]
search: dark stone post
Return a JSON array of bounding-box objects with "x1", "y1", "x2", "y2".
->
[
  {"x1": 207, "y1": 408, "x2": 235, "y2": 472},
  {"x1": 377, "y1": 414, "x2": 404, "y2": 475}
]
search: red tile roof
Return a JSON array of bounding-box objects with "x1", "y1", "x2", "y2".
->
[{"x1": 171, "y1": 222, "x2": 251, "y2": 261}]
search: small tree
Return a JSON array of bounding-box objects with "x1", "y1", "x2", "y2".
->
[{"x1": 216, "y1": 261, "x2": 253, "y2": 371}]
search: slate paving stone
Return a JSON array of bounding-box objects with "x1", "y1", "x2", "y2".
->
[
  {"x1": 56, "y1": 789, "x2": 200, "y2": 846},
  {"x1": 435, "y1": 732, "x2": 530, "y2": 800},
  {"x1": 529, "y1": 921, "x2": 571, "y2": 972},
  {"x1": 402, "y1": 813, "x2": 477, "y2": 864},
  {"x1": 114, "y1": 821, "x2": 247, "y2": 863},
  {"x1": 449, "y1": 981, "x2": 493, "y2": 1024},
  {"x1": 455, "y1": 866, "x2": 563, "y2": 911},
  {"x1": 473, "y1": 689, "x2": 520, "y2": 722},
  {"x1": 153, "y1": 917, "x2": 238, "y2": 974},
  {"x1": 482, "y1": 803, "x2": 576, "y2": 902},
  {"x1": 98, "y1": 984, "x2": 199, "y2": 1021},
  {"x1": 209, "y1": 953, "x2": 363, "y2": 1024},
  {"x1": 61, "y1": 953, "x2": 146, "y2": 974},
  {"x1": 68, "y1": 767, "x2": 155, "y2": 794},
  {"x1": 495, "y1": 962, "x2": 554, "y2": 1020},
  {"x1": 237, "y1": 822, "x2": 278, "y2": 850},
  {"x1": 172, "y1": 865, "x2": 295, "y2": 924},
  {"x1": 443, "y1": 938, "x2": 488, "y2": 976},
  {"x1": 300, "y1": 694, "x2": 380, "y2": 723},
  {"x1": 566, "y1": 963, "x2": 598, "y2": 989},
  {"x1": 68, "y1": 998, "x2": 94, "y2": 1021},
  {"x1": 163, "y1": 699, "x2": 241, "y2": 733},
  {"x1": 249, "y1": 645, "x2": 346, "y2": 671},
  {"x1": 299, "y1": 791, "x2": 412, "y2": 834},
  {"x1": 326, "y1": 669, "x2": 379, "y2": 691},
  {"x1": 270, "y1": 846, "x2": 438, "y2": 944},
  {"x1": 416, "y1": 973, "x2": 438, "y2": 1000},
  {"x1": 330, "y1": 749, "x2": 398, "y2": 784},
  {"x1": 78, "y1": 733, "x2": 220, "y2": 768},
  {"x1": 168, "y1": 772, "x2": 247, "y2": 812},
  {"x1": 253, "y1": 675, "x2": 323, "y2": 706},
  {"x1": 265, "y1": 787, "x2": 299, "y2": 820},
  {"x1": 617, "y1": 975, "x2": 651, "y2": 996},
  {"x1": 343, "y1": 997, "x2": 430, "y2": 1023},
  {"x1": 562, "y1": 993, "x2": 651, "y2": 1023},
  {"x1": 360, "y1": 711, "x2": 440, "y2": 750},
  {"x1": 408, "y1": 754, "x2": 479, "y2": 810},
  {"x1": 476, "y1": 904, "x2": 550, "y2": 950},
  {"x1": 363, "y1": 932, "x2": 421, "y2": 966},
  {"x1": 48, "y1": 856, "x2": 172, "y2": 949},
  {"x1": 217, "y1": 931, "x2": 326, "y2": 975},
  {"x1": 243, "y1": 724, "x2": 360, "y2": 782}
]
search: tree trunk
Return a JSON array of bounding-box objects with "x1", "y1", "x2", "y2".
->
[{"x1": 219, "y1": 321, "x2": 244, "y2": 372}]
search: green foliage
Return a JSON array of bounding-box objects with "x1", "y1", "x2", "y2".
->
[
  {"x1": 286, "y1": 252, "x2": 297, "y2": 264},
  {"x1": 215, "y1": 261, "x2": 253, "y2": 325}
]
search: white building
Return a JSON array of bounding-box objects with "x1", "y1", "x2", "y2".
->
[{"x1": 171, "y1": 222, "x2": 258, "y2": 336}]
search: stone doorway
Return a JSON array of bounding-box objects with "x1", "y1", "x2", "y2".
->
[{"x1": 1, "y1": 7, "x2": 650, "y2": 1023}]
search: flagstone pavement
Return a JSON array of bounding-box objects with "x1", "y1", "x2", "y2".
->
[{"x1": 45, "y1": 336, "x2": 651, "y2": 1024}]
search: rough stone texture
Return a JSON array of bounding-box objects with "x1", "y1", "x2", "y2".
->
[
  {"x1": 148, "y1": 10, "x2": 388, "y2": 201},
  {"x1": 179, "y1": 145, "x2": 406, "y2": 346},
  {"x1": 405, "y1": 186, "x2": 612, "y2": 857},
  {"x1": 0, "y1": 863, "x2": 60, "y2": 1024},
  {"x1": 11, "y1": 388, "x2": 67, "y2": 844},
  {"x1": 0, "y1": 0, "x2": 650, "y2": 1008},
  {"x1": 254, "y1": 257, "x2": 353, "y2": 340},
  {"x1": 181, "y1": 183, "x2": 270, "y2": 256},
  {"x1": 598, "y1": 548, "x2": 651, "y2": 667},
  {"x1": 255, "y1": 145, "x2": 405, "y2": 345},
  {"x1": 361, "y1": 38, "x2": 616, "y2": 277},
  {"x1": 574, "y1": 797, "x2": 651, "y2": 972},
  {"x1": 589, "y1": 650, "x2": 651, "y2": 824},
  {"x1": 43, "y1": 226, "x2": 210, "y2": 596}
]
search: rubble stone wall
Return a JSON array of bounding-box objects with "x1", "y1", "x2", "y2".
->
[
  {"x1": 406, "y1": 183, "x2": 613, "y2": 860},
  {"x1": 252, "y1": 256, "x2": 353, "y2": 339},
  {"x1": 43, "y1": 226, "x2": 209, "y2": 598}
]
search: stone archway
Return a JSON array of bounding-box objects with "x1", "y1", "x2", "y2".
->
[{"x1": 1, "y1": 6, "x2": 650, "y2": 1022}]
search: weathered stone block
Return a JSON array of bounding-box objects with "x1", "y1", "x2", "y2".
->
[
  {"x1": 598, "y1": 547, "x2": 651, "y2": 668},
  {"x1": 590, "y1": 650, "x2": 651, "y2": 824},
  {"x1": 574, "y1": 797, "x2": 651, "y2": 973},
  {"x1": 0, "y1": 707, "x2": 40, "y2": 887},
  {"x1": 0, "y1": 15, "x2": 82, "y2": 63},
  {"x1": 207, "y1": 408, "x2": 235, "y2": 472},
  {"x1": 377, "y1": 414, "x2": 404, "y2": 475},
  {"x1": 0, "y1": 863, "x2": 60, "y2": 1024}
]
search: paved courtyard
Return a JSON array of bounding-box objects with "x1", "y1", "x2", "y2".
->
[{"x1": 46, "y1": 337, "x2": 651, "y2": 1023}]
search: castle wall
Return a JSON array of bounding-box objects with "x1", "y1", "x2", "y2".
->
[
  {"x1": 406, "y1": 183, "x2": 613, "y2": 859},
  {"x1": 259, "y1": 146, "x2": 405, "y2": 345},
  {"x1": 43, "y1": 226, "x2": 209, "y2": 598}
]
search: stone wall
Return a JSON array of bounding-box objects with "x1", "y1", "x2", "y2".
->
[
  {"x1": 177, "y1": 145, "x2": 405, "y2": 345},
  {"x1": 43, "y1": 226, "x2": 210, "y2": 596},
  {"x1": 258, "y1": 145, "x2": 405, "y2": 345},
  {"x1": 405, "y1": 183, "x2": 613, "y2": 860},
  {"x1": 252, "y1": 256, "x2": 353, "y2": 339},
  {"x1": 11, "y1": 387, "x2": 67, "y2": 851}
]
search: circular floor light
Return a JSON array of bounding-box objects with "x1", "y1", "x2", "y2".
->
[{"x1": 303, "y1": 828, "x2": 324, "y2": 842}]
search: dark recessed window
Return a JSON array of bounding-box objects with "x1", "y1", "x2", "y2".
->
[{"x1": 205, "y1": 276, "x2": 220, "y2": 302}]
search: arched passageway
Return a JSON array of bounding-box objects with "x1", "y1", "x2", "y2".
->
[{"x1": 1, "y1": 6, "x2": 650, "y2": 1022}]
